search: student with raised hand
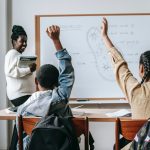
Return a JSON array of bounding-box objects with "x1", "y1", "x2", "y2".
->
[
  {"x1": 101, "y1": 17, "x2": 150, "y2": 119},
  {"x1": 101, "y1": 17, "x2": 150, "y2": 149},
  {"x1": 5, "y1": 25, "x2": 36, "y2": 107},
  {"x1": 16, "y1": 25, "x2": 74, "y2": 149}
]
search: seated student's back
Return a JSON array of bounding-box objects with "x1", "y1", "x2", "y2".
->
[{"x1": 16, "y1": 25, "x2": 74, "y2": 150}]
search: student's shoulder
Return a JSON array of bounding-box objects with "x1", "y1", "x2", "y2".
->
[
  {"x1": 30, "y1": 91, "x2": 50, "y2": 100},
  {"x1": 6, "y1": 49, "x2": 20, "y2": 57},
  {"x1": 17, "y1": 92, "x2": 42, "y2": 111},
  {"x1": 30, "y1": 91, "x2": 41, "y2": 99}
]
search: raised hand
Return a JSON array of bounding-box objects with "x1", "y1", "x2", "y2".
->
[
  {"x1": 46, "y1": 25, "x2": 60, "y2": 41},
  {"x1": 100, "y1": 17, "x2": 114, "y2": 49},
  {"x1": 46, "y1": 25, "x2": 63, "y2": 51},
  {"x1": 101, "y1": 17, "x2": 108, "y2": 38}
]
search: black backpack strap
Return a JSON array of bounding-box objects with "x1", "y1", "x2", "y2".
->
[
  {"x1": 89, "y1": 132, "x2": 95, "y2": 150},
  {"x1": 58, "y1": 116, "x2": 75, "y2": 137},
  {"x1": 46, "y1": 89, "x2": 68, "y2": 117},
  {"x1": 61, "y1": 117, "x2": 95, "y2": 150},
  {"x1": 60, "y1": 117, "x2": 80, "y2": 150},
  {"x1": 46, "y1": 100, "x2": 68, "y2": 116},
  {"x1": 9, "y1": 124, "x2": 18, "y2": 150}
]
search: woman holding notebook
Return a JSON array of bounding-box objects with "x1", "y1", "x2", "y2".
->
[{"x1": 5, "y1": 25, "x2": 36, "y2": 107}]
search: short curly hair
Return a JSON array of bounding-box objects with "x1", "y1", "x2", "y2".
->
[{"x1": 36, "y1": 64, "x2": 59, "y2": 89}]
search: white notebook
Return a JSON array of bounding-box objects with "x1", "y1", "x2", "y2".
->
[{"x1": 18, "y1": 56, "x2": 37, "y2": 68}]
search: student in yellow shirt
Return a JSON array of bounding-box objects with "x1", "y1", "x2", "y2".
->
[
  {"x1": 101, "y1": 17, "x2": 150, "y2": 149},
  {"x1": 101, "y1": 17, "x2": 150, "y2": 119}
]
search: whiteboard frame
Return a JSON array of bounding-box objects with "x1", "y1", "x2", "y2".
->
[{"x1": 35, "y1": 13, "x2": 150, "y2": 100}]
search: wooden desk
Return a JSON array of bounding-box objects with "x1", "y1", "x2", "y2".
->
[
  {"x1": 69, "y1": 99, "x2": 128, "y2": 104},
  {"x1": 69, "y1": 99, "x2": 130, "y2": 109},
  {"x1": 0, "y1": 108, "x2": 16, "y2": 120},
  {"x1": 0, "y1": 108, "x2": 131, "y2": 122},
  {"x1": 72, "y1": 108, "x2": 131, "y2": 122}
]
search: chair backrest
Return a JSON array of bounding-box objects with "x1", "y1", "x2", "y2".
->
[
  {"x1": 115, "y1": 118, "x2": 147, "y2": 150},
  {"x1": 71, "y1": 117, "x2": 89, "y2": 150},
  {"x1": 18, "y1": 115, "x2": 89, "y2": 150},
  {"x1": 18, "y1": 116, "x2": 40, "y2": 150}
]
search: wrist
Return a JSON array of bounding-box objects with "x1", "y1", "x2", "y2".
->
[
  {"x1": 52, "y1": 39, "x2": 60, "y2": 43},
  {"x1": 102, "y1": 35, "x2": 114, "y2": 49},
  {"x1": 30, "y1": 68, "x2": 34, "y2": 72},
  {"x1": 102, "y1": 35, "x2": 109, "y2": 40},
  {"x1": 29, "y1": 67, "x2": 33, "y2": 72},
  {"x1": 53, "y1": 39, "x2": 63, "y2": 51}
]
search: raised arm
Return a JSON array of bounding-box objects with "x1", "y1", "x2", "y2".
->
[
  {"x1": 46, "y1": 25, "x2": 74, "y2": 101},
  {"x1": 46, "y1": 25, "x2": 63, "y2": 51},
  {"x1": 100, "y1": 18, "x2": 139, "y2": 101},
  {"x1": 101, "y1": 17, "x2": 114, "y2": 49}
]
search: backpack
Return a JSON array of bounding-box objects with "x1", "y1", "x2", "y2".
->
[
  {"x1": 28, "y1": 115, "x2": 80, "y2": 150},
  {"x1": 130, "y1": 119, "x2": 150, "y2": 150}
]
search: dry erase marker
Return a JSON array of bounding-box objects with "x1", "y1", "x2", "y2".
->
[{"x1": 77, "y1": 99, "x2": 89, "y2": 102}]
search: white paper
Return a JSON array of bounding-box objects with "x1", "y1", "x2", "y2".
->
[
  {"x1": 72, "y1": 110, "x2": 85, "y2": 116},
  {"x1": 5, "y1": 108, "x2": 16, "y2": 114},
  {"x1": 106, "y1": 109, "x2": 131, "y2": 117}
]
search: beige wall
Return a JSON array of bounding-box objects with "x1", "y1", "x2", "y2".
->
[{"x1": 0, "y1": 0, "x2": 150, "y2": 149}]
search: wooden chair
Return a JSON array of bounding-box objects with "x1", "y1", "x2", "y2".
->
[
  {"x1": 18, "y1": 115, "x2": 89, "y2": 150},
  {"x1": 71, "y1": 116, "x2": 89, "y2": 150},
  {"x1": 115, "y1": 118, "x2": 147, "y2": 150}
]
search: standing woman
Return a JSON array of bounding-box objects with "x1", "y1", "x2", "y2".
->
[{"x1": 5, "y1": 25, "x2": 36, "y2": 107}]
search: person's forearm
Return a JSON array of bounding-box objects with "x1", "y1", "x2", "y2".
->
[
  {"x1": 5, "y1": 66, "x2": 31, "y2": 78},
  {"x1": 56, "y1": 50, "x2": 74, "y2": 99},
  {"x1": 102, "y1": 36, "x2": 114, "y2": 49},
  {"x1": 53, "y1": 39, "x2": 63, "y2": 51}
]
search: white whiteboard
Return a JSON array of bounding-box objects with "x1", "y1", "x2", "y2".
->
[{"x1": 35, "y1": 14, "x2": 150, "y2": 99}]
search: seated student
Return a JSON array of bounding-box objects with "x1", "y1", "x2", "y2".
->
[
  {"x1": 16, "y1": 25, "x2": 74, "y2": 149},
  {"x1": 101, "y1": 18, "x2": 150, "y2": 149}
]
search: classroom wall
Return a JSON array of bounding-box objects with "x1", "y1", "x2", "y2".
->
[
  {"x1": 0, "y1": 0, "x2": 8, "y2": 149},
  {"x1": 0, "y1": 0, "x2": 150, "y2": 149}
]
